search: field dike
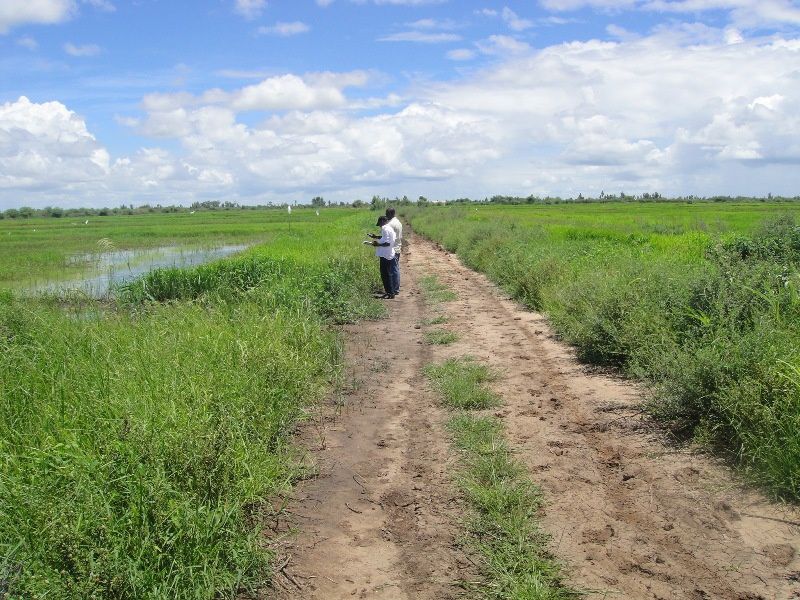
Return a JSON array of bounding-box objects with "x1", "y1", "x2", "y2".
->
[{"x1": 265, "y1": 231, "x2": 799, "y2": 599}]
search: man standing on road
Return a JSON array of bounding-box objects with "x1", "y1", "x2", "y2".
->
[
  {"x1": 367, "y1": 215, "x2": 397, "y2": 299},
  {"x1": 385, "y1": 207, "x2": 403, "y2": 296}
]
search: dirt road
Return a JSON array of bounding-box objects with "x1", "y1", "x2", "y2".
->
[{"x1": 271, "y1": 232, "x2": 800, "y2": 599}]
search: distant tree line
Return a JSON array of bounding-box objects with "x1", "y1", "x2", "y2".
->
[{"x1": 1, "y1": 193, "x2": 798, "y2": 220}]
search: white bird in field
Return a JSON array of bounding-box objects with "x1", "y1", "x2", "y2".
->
[
  {"x1": 85, "y1": 220, "x2": 89, "y2": 225},
  {"x1": 316, "y1": 210, "x2": 320, "y2": 216},
  {"x1": 190, "y1": 210, "x2": 195, "y2": 214},
  {"x1": 287, "y1": 205, "x2": 292, "y2": 214}
]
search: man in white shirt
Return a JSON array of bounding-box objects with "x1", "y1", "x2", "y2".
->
[
  {"x1": 369, "y1": 215, "x2": 397, "y2": 299},
  {"x1": 386, "y1": 207, "x2": 402, "y2": 296}
]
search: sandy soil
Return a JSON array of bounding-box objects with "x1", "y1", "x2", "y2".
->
[{"x1": 269, "y1": 232, "x2": 800, "y2": 600}]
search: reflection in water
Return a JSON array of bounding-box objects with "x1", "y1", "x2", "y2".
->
[{"x1": 36, "y1": 244, "x2": 249, "y2": 298}]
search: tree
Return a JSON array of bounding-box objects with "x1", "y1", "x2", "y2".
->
[
  {"x1": 370, "y1": 195, "x2": 386, "y2": 211},
  {"x1": 311, "y1": 196, "x2": 325, "y2": 207}
]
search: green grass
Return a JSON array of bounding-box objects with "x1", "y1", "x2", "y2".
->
[
  {"x1": 0, "y1": 210, "x2": 386, "y2": 598},
  {"x1": 425, "y1": 355, "x2": 575, "y2": 599},
  {"x1": 424, "y1": 357, "x2": 500, "y2": 410},
  {"x1": 448, "y1": 414, "x2": 578, "y2": 600},
  {"x1": 420, "y1": 275, "x2": 458, "y2": 303},
  {"x1": 408, "y1": 202, "x2": 800, "y2": 499},
  {"x1": 422, "y1": 314, "x2": 449, "y2": 326},
  {"x1": 0, "y1": 207, "x2": 357, "y2": 289},
  {"x1": 423, "y1": 329, "x2": 459, "y2": 345}
]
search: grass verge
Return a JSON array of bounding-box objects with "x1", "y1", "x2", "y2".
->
[
  {"x1": 425, "y1": 356, "x2": 576, "y2": 599},
  {"x1": 0, "y1": 211, "x2": 386, "y2": 598}
]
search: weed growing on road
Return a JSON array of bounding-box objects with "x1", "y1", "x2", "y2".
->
[
  {"x1": 424, "y1": 329, "x2": 459, "y2": 345},
  {"x1": 424, "y1": 353, "x2": 576, "y2": 599},
  {"x1": 420, "y1": 275, "x2": 457, "y2": 303},
  {"x1": 424, "y1": 357, "x2": 500, "y2": 410},
  {"x1": 448, "y1": 414, "x2": 578, "y2": 600},
  {"x1": 422, "y1": 314, "x2": 449, "y2": 326}
]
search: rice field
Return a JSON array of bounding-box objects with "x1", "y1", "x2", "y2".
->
[
  {"x1": 0, "y1": 207, "x2": 384, "y2": 598},
  {"x1": 4, "y1": 200, "x2": 800, "y2": 598}
]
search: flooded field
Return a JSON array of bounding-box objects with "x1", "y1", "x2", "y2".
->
[{"x1": 32, "y1": 243, "x2": 249, "y2": 298}]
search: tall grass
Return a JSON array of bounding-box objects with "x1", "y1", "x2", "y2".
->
[
  {"x1": 0, "y1": 211, "x2": 384, "y2": 598},
  {"x1": 408, "y1": 205, "x2": 800, "y2": 499}
]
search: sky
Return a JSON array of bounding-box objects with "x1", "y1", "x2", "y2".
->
[{"x1": 0, "y1": 0, "x2": 799, "y2": 209}]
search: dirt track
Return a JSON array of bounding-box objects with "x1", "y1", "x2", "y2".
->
[{"x1": 270, "y1": 232, "x2": 800, "y2": 599}]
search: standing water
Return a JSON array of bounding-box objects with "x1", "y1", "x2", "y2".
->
[{"x1": 33, "y1": 244, "x2": 249, "y2": 298}]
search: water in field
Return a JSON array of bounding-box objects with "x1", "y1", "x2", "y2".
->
[{"x1": 34, "y1": 244, "x2": 249, "y2": 298}]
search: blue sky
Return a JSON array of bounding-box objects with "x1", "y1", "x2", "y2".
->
[{"x1": 0, "y1": 0, "x2": 799, "y2": 208}]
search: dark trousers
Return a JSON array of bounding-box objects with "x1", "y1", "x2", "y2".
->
[
  {"x1": 379, "y1": 257, "x2": 397, "y2": 295},
  {"x1": 389, "y1": 254, "x2": 400, "y2": 294}
]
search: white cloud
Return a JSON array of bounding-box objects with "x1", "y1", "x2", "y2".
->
[
  {"x1": 501, "y1": 7, "x2": 534, "y2": 30},
  {"x1": 426, "y1": 32, "x2": 800, "y2": 194},
  {"x1": 378, "y1": 31, "x2": 461, "y2": 43},
  {"x1": 233, "y1": 0, "x2": 266, "y2": 19},
  {"x1": 542, "y1": 0, "x2": 800, "y2": 27},
  {"x1": 258, "y1": 21, "x2": 310, "y2": 36},
  {"x1": 139, "y1": 71, "x2": 370, "y2": 116},
  {"x1": 407, "y1": 17, "x2": 461, "y2": 29},
  {"x1": 478, "y1": 7, "x2": 535, "y2": 30},
  {"x1": 541, "y1": 0, "x2": 637, "y2": 9},
  {"x1": 83, "y1": 0, "x2": 114, "y2": 12},
  {"x1": 606, "y1": 23, "x2": 639, "y2": 39},
  {"x1": 476, "y1": 35, "x2": 532, "y2": 54},
  {"x1": 446, "y1": 48, "x2": 477, "y2": 60},
  {"x1": 232, "y1": 74, "x2": 347, "y2": 111},
  {"x1": 3, "y1": 29, "x2": 800, "y2": 207},
  {"x1": 0, "y1": 96, "x2": 109, "y2": 191},
  {"x1": 64, "y1": 42, "x2": 101, "y2": 56},
  {"x1": 17, "y1": 36, "x2": 39, "y2": 50},
  {"x1": 0, "y1": 0, "x2": 75, "y2": 34},
  {"x1": 372, "y1": 0, "x2": 447, "y2": 4}
]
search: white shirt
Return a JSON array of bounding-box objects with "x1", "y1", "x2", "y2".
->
[
  {"x1": 388, "y1": 216, "x2": 403, "y2": 254},
  {"x1": 375, "y1": 224, "x2": 396, "y2": 260}
]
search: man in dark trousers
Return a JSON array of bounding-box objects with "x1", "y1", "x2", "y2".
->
[
  {"x1": 386, "y1": 207, "x2": 402, "y2": 295},
  {"x1": 368, "y1": 215, "x2": 397, "y2": 299}
]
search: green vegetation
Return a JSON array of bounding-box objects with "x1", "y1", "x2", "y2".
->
[
  {"x1": 448, "y1": 415, "x2": 578, "y2": 600},
  {"x1": 424, "y1": 357, "x2": 499, "y2": 410},
  {"x1": 420, "y1": 275, "x2": 458, "y2": 304},
  {"x1": 0, "y1": 207, "x2": 348, "y2": 289},
  {"x1": 407, "y1": 202, "x2": 800, "y2": 499},
  {"x1": 425, "y1": 356, "x2": 574, "y2": 599},
  {"x1": 422, "y1": 314, "x2": 449, "y2": 326},
  {"x1": 0, "y1": 210, "x2": 383, "y2": 598},
  {"x1": 423, "y1": 329, "x2": 459, "y2": 345}
]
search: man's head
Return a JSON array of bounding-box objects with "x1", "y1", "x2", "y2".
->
[
  {"x1": 385, "y1": 207, "x2": 396, "y2": 219},
  {"x1": 376, "y1": 215, "x2": 389, "y2": 227}
]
